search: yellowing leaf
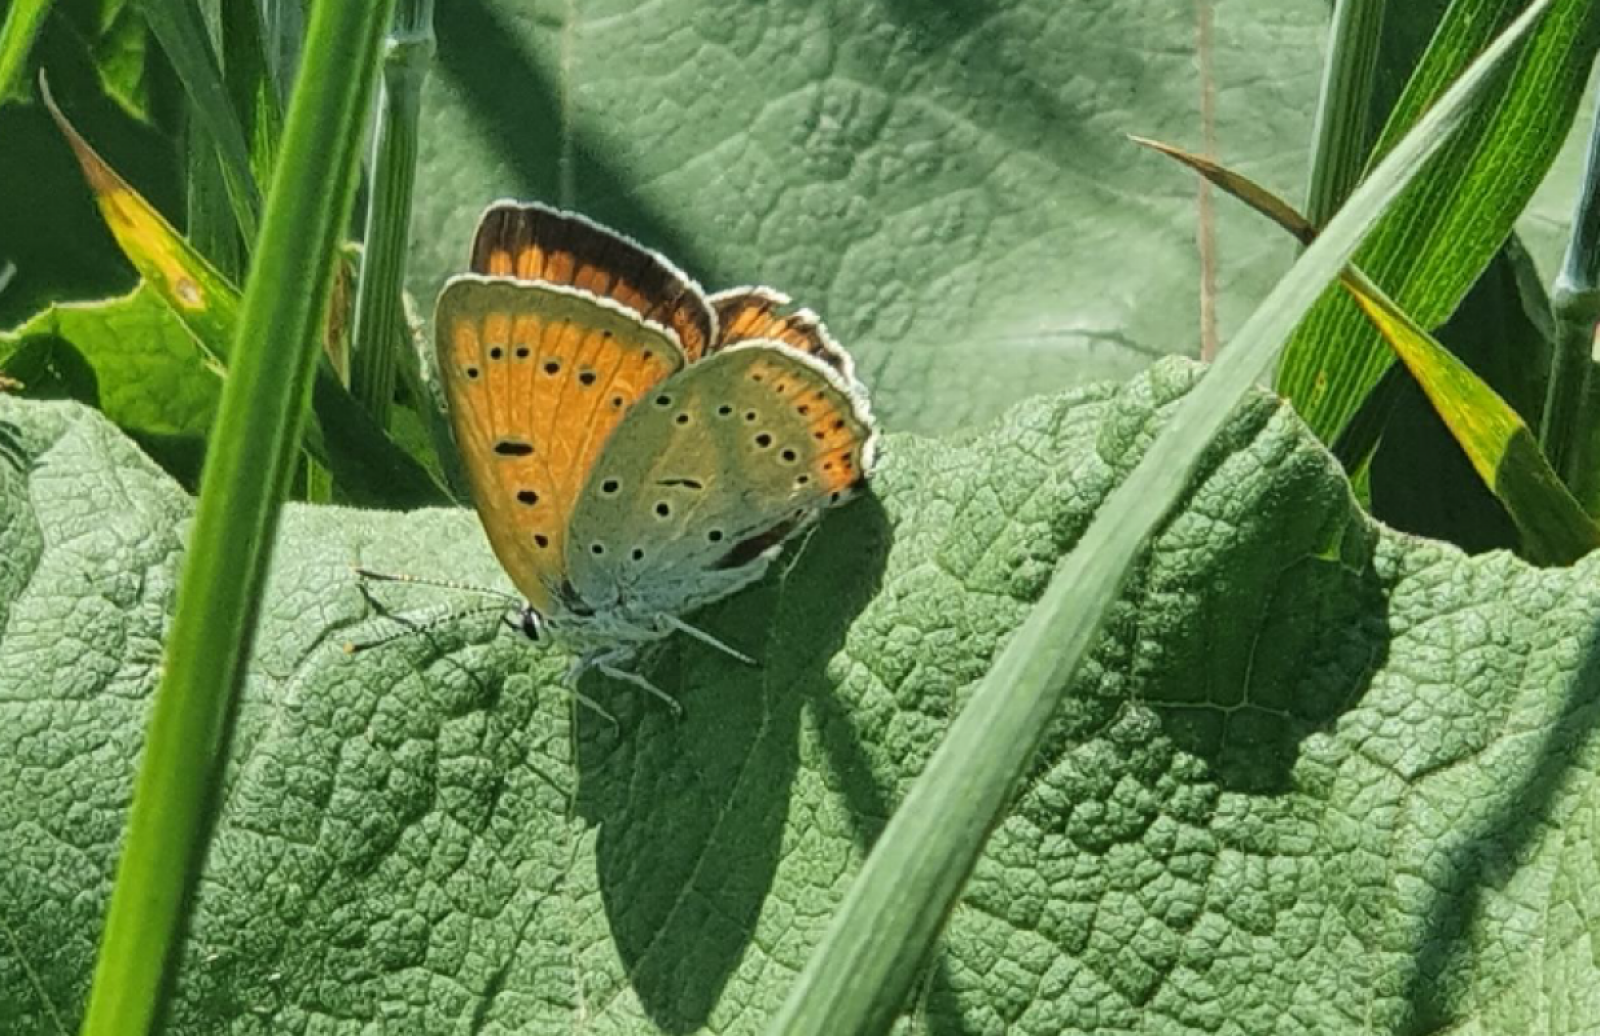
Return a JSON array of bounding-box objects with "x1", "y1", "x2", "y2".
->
[{"x1": 1137, "y1": 136, "x2": 1599, "y2": 564}]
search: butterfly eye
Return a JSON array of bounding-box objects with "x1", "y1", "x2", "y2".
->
[
  {"x1": 754, "y1": 433, "x2": 772, "y2": 449},
  {"x1": 578, "y1": 370, "x2": 597, "y2": 386},
  {"x1": 631, "y1": 548, "x2": 644, "y2": 561},
  {"x1": 489, "y1": 346, "x2": 504, "y2": 359},
  {"x1": 590, "y1": 543, "x2": 606, "y2": 555},
  {"x1": 601, "y1": 478, "x2": 620, "y2": 494},
  {"x1": 534, "y1": 534, "x2": 550, "y2": 548},
  {"x1": 797, "y1": 404, "x2": 810, "y2": 415},
  {"x1": 780, "y1": 449, "x2": 797, "y2": 463},
  {"x1": 655, "y1": 502, "x2": 671, "y2": 518},
  {"x1": 543, "y1": 360, "x2": 561, "y2": 375},
  {"x1": 675, "y1": 413, "x2": 690, "y2": 425},
  {"x1": 495, "y1": 439, "x2": 534, "y2": 457},
  {"x1": 744, "y1": 411, "x2": 758, "y2": 423},
  {"x1": 717, "y1": 405, "x2": 733, "y2": 417},
  {"x1": 515, "y1": 345, "x2": 530, "y2": 358},
  {"x1": 517, "y1": 490, "x2": 539, "y2": 505},
  {"x1": 795, "y1": 474, "x2": 811, "y2": 486},
  {"x1": 465, "y1": 366, "x2": 480, "y2": 379},
  {"x1": 654, "y1": 394, "x2": 672, "y2": 407},
  {"x1": 707, "y1": 529, "x2": 724, "y2": 542}
]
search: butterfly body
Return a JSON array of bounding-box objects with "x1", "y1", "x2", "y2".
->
[{"x1": 435, "y1": 202, "x2": 876, "y2": 674}]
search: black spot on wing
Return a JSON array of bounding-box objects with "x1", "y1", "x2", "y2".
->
[{"x1": 713, "y1": 518, "x2": 799, "y2": 570}]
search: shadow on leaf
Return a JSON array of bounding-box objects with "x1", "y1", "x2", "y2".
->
[{"x1": 574, "y1": 492, "x2": 890, "y2": 1032}]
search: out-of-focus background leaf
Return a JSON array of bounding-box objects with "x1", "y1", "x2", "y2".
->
[
  {"x1": 11, "y1": 0, "x2": 1600, "y2": 463},
  {"x1": 407, "y1": 0, "x2": 1330, "y2": 435}
]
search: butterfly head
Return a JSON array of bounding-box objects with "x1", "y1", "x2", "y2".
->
[{"x1": 515, "y1": 604, "x2": 546, "y2": 642}]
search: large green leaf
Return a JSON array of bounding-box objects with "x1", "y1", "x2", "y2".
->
[
  {"x1": 6, "y1": 364, "x2": 1600, "y2": 1032},
  {"x1": 0, "y1": 284, "x2": 218, "y2": 486},
  {"x1": 408, "y1": 0, "x2": 1332, "y2": 435},
  {"x1": 0, "y1": 284, "x2": 219, "y2": 437}
]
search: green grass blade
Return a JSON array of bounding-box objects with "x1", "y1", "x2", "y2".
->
[
  {"x1": 765, "y1": 3, "x2": 1554, "y2": 1032},
  {"x1": 0, "y1": 0, "x2": 52, "y2": 105},
  {"x1": 78, "y1": 0, "x2": 396, "y2": 1030},
  {"x1": 1138, "y1": 139, "x2": 1593, "y2": 562},
  {"x1": 349, "y1": 0, "x2": 434, "y2": 424},
  {"x1": 1343, "y1": 266, "x2": 1598, "y2": 562},
  {"x1": 137, "y1": 0, "x2": 262, "y2": 241},
  {"x1": 1547, "y1": 81, "x2": 1600, "y2": 506},
  {"x1": 1276, "y1": 0, "x2": 1600, "y2": 446},
  {"x1": 221, "y1": 0, "x2": 284, "y2": 192},
  {"x1": 184, "y1": 121, "x2": 245, "y2": 279},
  {"x1": 1305, "y1": 0, "x2": 1387, "y2": 226}
]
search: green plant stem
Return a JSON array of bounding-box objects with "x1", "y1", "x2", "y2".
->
[
  {"x1": 0, "y1": 0, "x2": 52, "y2": 103},
  {"x1": 78, "y1": 0, "x2": 395, "y2": 1031},
  {"x1": 1544, "y1": 80, "x2": 1600, "y2": 508},
  {"x1": 764, "y1": 3, "x2": 1551, "y2": 1032},
  {"x1": 1305, "y1": 0, "x2": 1388, "y2": 227},
  {"x1": 349, "y1": 0, "x2": 434, "y2": 423}
]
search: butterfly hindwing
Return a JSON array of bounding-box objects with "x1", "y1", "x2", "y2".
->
[
  {"x1": 708, "y1": 286, "x2": 855, "y2": 379},
  {"x1": 436, "y1": 275, "x2": 687, "y2": 612},
  {"x1": 564, "y1": 342, "x2": 875, "y2": 616}
]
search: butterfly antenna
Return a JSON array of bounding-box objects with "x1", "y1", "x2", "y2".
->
[
  {"x1": 351, "y1": 566, "x2": 521, "y2": 603},
  {"x1": 659, "y1": 614, "x2": 756, "y2": 666},
  {"x1": 343, "y1": 600, "x2": 507, "y2": 654}
]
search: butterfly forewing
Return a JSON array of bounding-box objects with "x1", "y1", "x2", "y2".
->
[
  {"x1": 565, "y1": 342, "x2": 875, "y2": 617},
  {"x1": 473, "y1": 201, "x2": 717, "y2": 360},
  {"x1": 436, "y1": 276, "x2": 686, "y2": 612}
]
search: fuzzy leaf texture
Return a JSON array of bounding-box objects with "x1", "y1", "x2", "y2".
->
[{"x1": 3, "y1": 359, "x2": 1600, "y2": 1034}]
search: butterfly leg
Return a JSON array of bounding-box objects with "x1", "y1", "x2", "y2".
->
[
  {"x1": 657, "y1": 614, "x2": 757, "y2": 666},
  {"x1": 571, "y1": 647, "x2": 684, "y2": 717}
]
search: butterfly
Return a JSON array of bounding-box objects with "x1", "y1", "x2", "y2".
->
[{"x1": 386, "y1": 201, "x2": 877, "y2": 699}]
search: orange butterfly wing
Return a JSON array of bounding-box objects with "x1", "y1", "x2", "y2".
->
[
  {"x1": 708, "y1": 286, "x2": 856, "y2": 379},
  {"x1": 472, "y1": 201, "x2": 716, "y2": 360},
  {"x1": 435, "y1": 276, "x2": 685, "y2": 613}
]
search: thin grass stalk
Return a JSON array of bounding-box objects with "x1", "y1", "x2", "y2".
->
[
  {"x1": 185, "y1": 122, "x2": 244, "y2": 279},
  {"x1": 1544, "y1": 79, "x2": 1600, "y2": 506},
  {"x1": 764, "y1": 4, "x2": 1552, "y2": 1032},
  {"x1": 1305, "y1": 0, "x2": 1388, "y2": 227},
  {"x1": 77, "y1": 0, "x2": 395, "y2": 1031},
  {"x1": 221, "y1": 0, "x2": 285, "y2": 195},
  {"x1": 140, "y1": 0, "x2": 262, "y2": 241},
  {"x1": 349, "y1": 0, "x2": 434, "y2": 423}
]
